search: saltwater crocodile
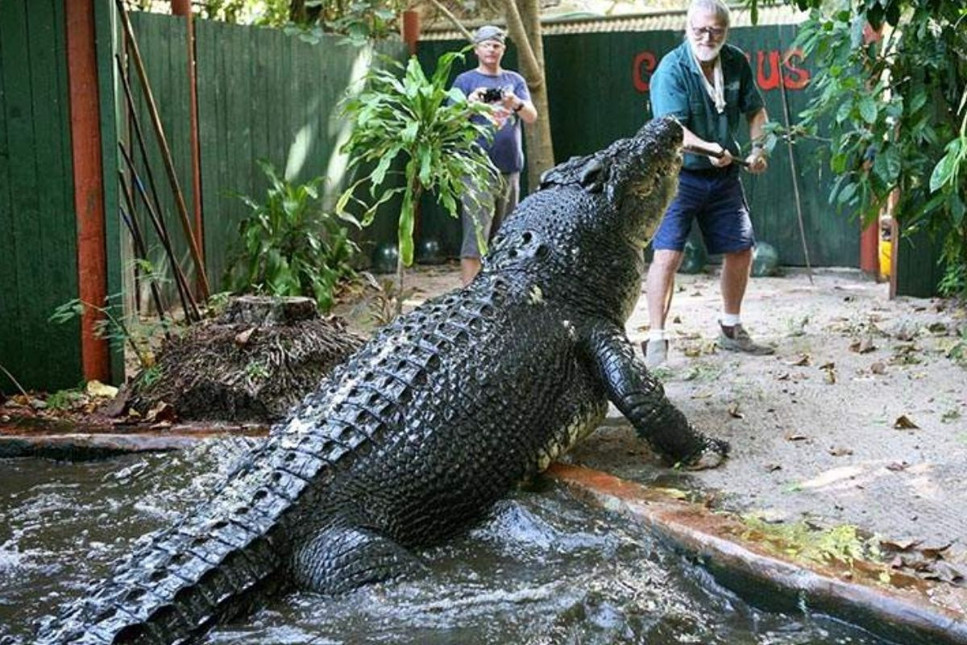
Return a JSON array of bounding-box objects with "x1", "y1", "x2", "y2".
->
[{"x1": 36, "y1": 116, "x2": 728, "y2": 644}]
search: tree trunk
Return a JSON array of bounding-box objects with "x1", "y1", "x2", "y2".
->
[{"x1": 502, "y1": 0, "x2": 554, "y2": 193}]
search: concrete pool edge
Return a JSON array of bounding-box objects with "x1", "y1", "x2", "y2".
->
[{"x1": 548, "y1": 462, "x2": 967, "y2": 645}]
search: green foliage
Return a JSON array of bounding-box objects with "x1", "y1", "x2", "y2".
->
[
  {"x1": 741, "y1": 515, "x2": 881, "y2": 568},
  {"x1": 225, "y1": 160, "x2": 359, "y2": 313},
  {"x1": 744, "y1": 0, "x2": 967, "y2": 296},
  {"x1": 191, "y1": 0, "x2": 406, "y2": 43},
  {"x1": 338, "y1": 49, "x2": 499, "y2": 268},
  {"x1": 45, "y1": 388, "x2": 85, "y2": 411},
  {"x1": 49, "y1": 294, "x2": 166, "y2": 370},
  {"x1": 136, "y1": 364, "x2": 164, "y2": 388}
]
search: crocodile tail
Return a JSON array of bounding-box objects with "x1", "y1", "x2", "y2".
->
[{"x1": 35, "y1": 454, "x2": 308, "y2": 644}]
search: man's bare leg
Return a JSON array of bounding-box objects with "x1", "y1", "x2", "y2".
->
[
  {"x1": 720, "y1": 248, "x2": 752, "y2": 316},
  {"x1": 718, "y1": 247, "x2": 773, "y2": 354},
  {"x1": 644, "y1": 249, "x2": 684, "y2": 366}
]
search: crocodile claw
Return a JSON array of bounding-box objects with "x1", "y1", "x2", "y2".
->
[{"x1": 681, "y1": 436, "x2": 730, "y2": 471}]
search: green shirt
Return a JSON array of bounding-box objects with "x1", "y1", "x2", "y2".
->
[{"x1": 651, "y1": 41, "x2": 764, "y2": 170}]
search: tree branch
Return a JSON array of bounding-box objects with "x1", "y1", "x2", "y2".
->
[
  {"x1": 425, "y1": 0, "x2": 474, "y2": 41},
  {"x1": 501, "y1": 0, "x2": 544, "y2": 91}
]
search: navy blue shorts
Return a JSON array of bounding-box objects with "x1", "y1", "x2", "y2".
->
[{"x1": 652, "y1": 167, "x2": 756, "y2": 254}]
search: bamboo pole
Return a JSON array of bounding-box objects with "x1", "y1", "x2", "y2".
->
[
  {"x1": 119, "y1": 142, "x2": 201, "y2": 322},
  {"x1": 115, "y1": 0, "x2": 210, "y2": 299},
  {"x1": 118, "y1": 169, "x2": 171, "y2": 335}
]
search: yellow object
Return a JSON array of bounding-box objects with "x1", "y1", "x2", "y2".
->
[{"x1": 879, "y1": 238, "x2": 892, "y2": 278}]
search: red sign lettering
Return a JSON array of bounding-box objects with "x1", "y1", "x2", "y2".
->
[
  {"x1": 632, "y1": 51, "x2": 657, "y2": 93},
  {"x1": 633, "y1": 47, "x2": 811, "y2": 93}
]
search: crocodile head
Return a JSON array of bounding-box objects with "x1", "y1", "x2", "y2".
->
[
  {"x1": 537, "y1": 116, "x2": 683, "y2": 249},
  {"x1": 603, "y1": 116, "x2": 684, "y2": 248}
]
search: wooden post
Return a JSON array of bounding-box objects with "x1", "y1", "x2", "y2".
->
[
  {"x1": 402, "y1": 10, "x2": 420, "y2": 56},
  {"x1": 860, "y1": 221, "x2": 879, "y2": 278},
  {"x1": 65, "y1": 0, "x2": 111, "y2": 383},
  {"x1": 171, "y1": 0, "x2": 204, "y2": 295}
]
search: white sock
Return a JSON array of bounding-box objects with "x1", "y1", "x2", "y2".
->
[
  {"x1": 720, "y1": 313, "x2": 742, "y2": 327},
  {"x1": 648, "y1": 328, "x2": 667, "y2": 342}
]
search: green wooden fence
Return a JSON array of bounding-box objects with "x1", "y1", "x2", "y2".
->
[
  {"x1": 0, "y1": 0, "x2": 82, "y2": 393},
  {"x1": 127, "y1": 14, "x2": 406, "y2": 299}
]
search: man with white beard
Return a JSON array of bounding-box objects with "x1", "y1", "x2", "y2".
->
[{"x1": 642, "y1": 0, "x2": 773, "y2": 367}]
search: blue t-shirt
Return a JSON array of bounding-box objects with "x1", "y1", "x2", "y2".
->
[
  {"x1": 651, "y1": 41, "x2": 764, "y2": 170},
  {"x1": 452, "y1": 69, "x2": 530, "y2": 174}
]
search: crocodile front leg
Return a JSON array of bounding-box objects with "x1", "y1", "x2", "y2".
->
[{"x1": 585, "y1": 323, "x2": 729, "y2": 468}]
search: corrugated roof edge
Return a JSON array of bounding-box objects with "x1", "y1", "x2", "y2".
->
[{"x1": 419, "y1": 5, "x2": 808, "y2": 41}]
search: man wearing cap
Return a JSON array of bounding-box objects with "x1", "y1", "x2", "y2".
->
[
  {"x1": 453, "y1": 25, "x2": 538, "y2": 285},
  {"x1": 642, "y1": 0, "x2": 773, "y2": 368}
]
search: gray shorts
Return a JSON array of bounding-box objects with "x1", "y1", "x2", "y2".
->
[{"x1": 460, "y1": 172, "x2": 520, "y2": 258}]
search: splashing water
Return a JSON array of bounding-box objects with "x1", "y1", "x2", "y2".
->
[{"x1": 0, "y1": 439, "x2": 887, "y2": 644}]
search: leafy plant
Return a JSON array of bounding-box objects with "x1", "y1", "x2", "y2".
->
[
  {"x1": 46, "y1": 389, "x2": 85, "y2": 411},
  {"x1": 740, "y1": 515, "x2": 880, "y2": 569},
  {"x1": 137, "y1": 364, "x2": 163, "y2": 388},
  {"x1": 338, "y1": 49, "x2": 499, "y2": 312},
  {"x1": 763, "y1": 0, "x2": 967, "y2": 296},
  {"x1": 50, "y1": 294, "x2": 163, "y2": 370},
  {"x1": 225, "y1": 160, "x2": 359, "y2": 313},
  {"x1": 350, "y1": 271, "x2": 417, "y2": 329}
]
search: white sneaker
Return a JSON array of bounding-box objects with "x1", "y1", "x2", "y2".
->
[{"x1": 642, "y1": 338, "x2": 668, "y2": 369}]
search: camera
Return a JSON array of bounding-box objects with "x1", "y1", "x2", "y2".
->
[{"x1": 480, "y1": 87, "x2": 504, "y2": 103}]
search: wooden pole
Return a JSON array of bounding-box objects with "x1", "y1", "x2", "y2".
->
[
  {"x1": 115, "y1": 0, "x2": 211, "y2": 299},
  {"x1": 119, "y1": 142, "x2": 201, "y2": 322},
  {"x1": 66, "y1": 0, "x2": 111, "y2": 383},
  {"x1": 171, "y1": 0, "x2": 205, "y2": 295},
  {"x1": 118, "y1": 170, "x2": 171, "y2": 335},
  {"x1": 401, "y1": 10, "x2": 420, "y2": 56}
]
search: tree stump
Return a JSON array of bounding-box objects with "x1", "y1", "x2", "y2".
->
[{"x1": 123, "y1": 296, "x2": 366, "y2": 424}]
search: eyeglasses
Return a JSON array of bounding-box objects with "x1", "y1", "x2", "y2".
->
[{"x1": 690, "y1": 25, "x2": 726, "y2": 40}]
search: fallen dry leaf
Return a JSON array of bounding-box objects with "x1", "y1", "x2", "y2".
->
[
  {"x1": 764, "y1": 463, "x2": 782, "y2": 472},
  {"x1": 144, "y1": 401, "x2": 177, "y2": 424},
  {"x1": 881, "y1": 538, "x2": 922, "y2": 552},
  {"x1": 893, "y1": 415, "x2": 920, "y2": 430},
  {"x1": 85, "y1": 380, "x2": 118, "y2": 398},
  {"x1": 919, "y1": 542, "x2": 952, "y2": 559},
  {"x1": 849, "y1": 338, "x2": 877, "y2": 353},
  {"x1": 886, "y1": 461, "x2": 909, "y2": 471},
  {"x1": 784, "y1": 432, "x2": 808, "y2": 441},
  {"x1": 727, "y1": 403, "x2": 744, "y2": 419},
  {"x1": 235, "y1": 327, "x2": 256, "y2": 346},
  {"x1": 930, "y1": 560, "x2": 967, "y2": 585},
  {"x1": 787, "y1": 355, "x2": 811, "y2": 367}
]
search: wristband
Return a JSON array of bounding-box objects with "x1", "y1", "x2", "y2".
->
[{"x1": 513, "y1": 103, "x2": 524, "y2": 113}]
